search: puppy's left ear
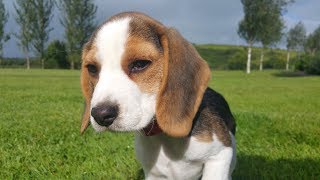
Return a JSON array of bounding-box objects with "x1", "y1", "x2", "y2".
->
[{"x1": 156, "y1": 28, "x2": 211, "y2": 137}]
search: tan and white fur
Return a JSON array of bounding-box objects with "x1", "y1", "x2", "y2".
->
[{"x1": 80, "y1": 12, "x2": 236, "y2": 180}]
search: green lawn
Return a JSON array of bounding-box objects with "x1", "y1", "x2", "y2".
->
[{"x1": 0, "y1": 69, "x2": 319, "y2": 179}]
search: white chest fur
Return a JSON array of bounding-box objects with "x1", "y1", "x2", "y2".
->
[{"x1": 134, "y1": 133, "x2": 236, "y2": 180}]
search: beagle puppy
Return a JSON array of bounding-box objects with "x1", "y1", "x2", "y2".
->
[{"x1": 80, "y1": 12, "x2": 236, "y2": 180}]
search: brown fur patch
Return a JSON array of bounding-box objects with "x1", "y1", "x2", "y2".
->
[
  {"x1": 122, "y1": 37, "x2": 163, "y2": 93},
  {"x1": 193, "y1": 108, "x2": 231, "y2": 145},
  {"x1": 191, "y1": 88, "x2": 236, "y2": 146},
  {"x1": 121, "y1": 14, "x2": 167, "y2": 93}
]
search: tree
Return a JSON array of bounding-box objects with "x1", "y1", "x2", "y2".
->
[
  {"x1": 44, "y1": 40, "x2": 69, "y2": 69},
  {"x1": 0, "y1": 0, "x2": 9, "y2": 65},
  {"x1": 305, "y1": 26, "x2": 320, "y2": 56},
  {"x1": 257, "y1": 0, "x2": 285, "y2": 71},
  {"x1": 14, "y1": 0, "x2": 35, "y2": 69},
  {"x1": 30, "y1": 0, "x2": 54, "y2": 69},
  {"x1": 238, "y1": 0, "x2": 293, "y2": 74},
  {"x1": 238, "y1": 1, "x2": 259, "y2": 74},
  {"x1": 58, "y1": 0, "x2": 97, "y2": 69},
  {"x1": 286, "y1": 22, "x2": 306, "y2": 70}
]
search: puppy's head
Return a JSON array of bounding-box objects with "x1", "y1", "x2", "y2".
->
[{"x1": 81, "y1": 12, "x2": 211, "y2": 137}]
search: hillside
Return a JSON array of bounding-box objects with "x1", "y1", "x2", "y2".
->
[{"x1": 195, "y1": 44, "x2": 293, "y2": 70}]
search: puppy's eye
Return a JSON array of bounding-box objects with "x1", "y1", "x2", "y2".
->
[
  {"x1": 87, "y1": 64, "x2": 98, "y2": 75},
  {"x1": 128, "y1": 60, "x2": 151, "y2": 74}
]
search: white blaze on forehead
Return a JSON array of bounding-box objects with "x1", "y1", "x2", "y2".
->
[
  {"x1": 95, "y1": 17, "x2": 131, "y2": 69},
  {"x1": 91, "y1": 17, "x2": 131, "y2": 104}
]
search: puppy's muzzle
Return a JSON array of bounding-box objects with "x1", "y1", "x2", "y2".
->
[{"x1": 91, "y1": 103, "x2": 119, "y2": 127}]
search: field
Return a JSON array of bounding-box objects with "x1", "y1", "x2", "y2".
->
[{"x1": 0, "y1": 69, "x2": 319, "y2": 179}]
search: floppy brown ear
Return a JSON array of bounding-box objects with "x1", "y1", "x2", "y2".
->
[
  {"x1": 80, "y1": 46, "x2": 94, "y2": 134},
  {"x1": 156, "y1": 28, "x2": 211, "y2": 137},
  {"x1": 80, "y1": 68, "x2": 91, "y2": 134},
  {"x1": 80, "y1": 44, "x2": 94, "y2": 134}
]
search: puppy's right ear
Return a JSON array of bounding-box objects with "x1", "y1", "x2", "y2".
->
[
  {"x1": 80, "y1": 105, "x2": 90, "y2": 134},
  {"x1": 80, "y1": 69, "x2": 91, "y2": 134},
  {"x1": 80, "y1": 44, "x2": 95, "y2": 134}
]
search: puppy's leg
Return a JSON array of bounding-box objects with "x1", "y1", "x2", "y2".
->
[{"x1": 202, "y1": 134, "x2": 236, "y2": 180}]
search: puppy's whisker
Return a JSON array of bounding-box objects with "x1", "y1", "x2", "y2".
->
[{"x1": 147, "y1": 118, "x2": 155, "y2": 135}]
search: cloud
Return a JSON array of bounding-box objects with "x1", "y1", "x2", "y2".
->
[
  {"x1": 2, "y1": 0, "x2": 319, "y2": 57},
  {"x1": 284, "y1": 0, "x2": 320, "y2": 33},
  {"x1": 93, "y1": 0, "x2": 244, "y2": 44}
]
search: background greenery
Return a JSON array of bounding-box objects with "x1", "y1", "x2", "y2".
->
[
  {"x1": 3, "y1": 43, "x2": 320, "y2": 75},
  {"x1": 0, "y1": 69, "x2": 319, "y2": 179},
  {"x1": 195, "y1": 44, "x2": 293, "y2": 70},
  {"x1": 1, "y1": 44, "x2": 295, "y2": 69}
]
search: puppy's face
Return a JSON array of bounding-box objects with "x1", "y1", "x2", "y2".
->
[
  {"x1": 81, "y1": 12, "x2": 211, "y2": 137},
  {"x1": 82, "y1": 16, "x2": 164, "y2": 132}
]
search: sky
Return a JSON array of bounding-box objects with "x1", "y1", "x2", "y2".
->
[{"x1": 2, "y1": 0, "x2": 320, "y2": 58}]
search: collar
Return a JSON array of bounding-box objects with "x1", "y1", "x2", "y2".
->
[{"x1": 142, "y1": 119, "x2": 163, "y2": 136}]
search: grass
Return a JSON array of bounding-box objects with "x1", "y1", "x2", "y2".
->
[{"x1": 0, "y1": 69, "x2": 319, "y2": 179}]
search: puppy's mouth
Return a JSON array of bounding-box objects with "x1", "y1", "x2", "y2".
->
[
  {"x1": 91, "y1": 115, "x2": 163, "y2": 136},
  {"x1": 110, "y1": 116, "x2": 163, "y2": 136}
]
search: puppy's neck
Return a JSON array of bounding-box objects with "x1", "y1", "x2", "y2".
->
[{"x1": 142, "y1": 119, "x2": 163, "y2": 136}]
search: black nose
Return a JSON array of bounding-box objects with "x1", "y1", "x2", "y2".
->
[{"x1": 91, "y1": 104, "x2": 119, "y2": 127}]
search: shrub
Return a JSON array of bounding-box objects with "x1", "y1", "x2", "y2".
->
[
  {"x1": 264, "y1": 50, "x2": 286, "y2": 69},
  {"x1": 44, "y1": 40, "x2": 69, "y2": 69},
  {"x1": 45, "y1": 58, "x2": 59, "y2": 69},
  {"x1": 294, "y1": 57, "x2": 307, "y2": 71},
  {"x1": 294, "y1": 54, "x2": 320, "y2": 75},
  {"x1": 305, "y1": 55, "x2": 320, "y2": 75},
  {"x1": 228, "y1": 52, "x2": 246, "y2": 70},
  {"x1": 0, "y1": 58, "x2": 25, "y2": 67}
]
